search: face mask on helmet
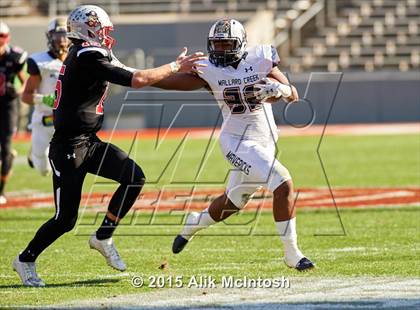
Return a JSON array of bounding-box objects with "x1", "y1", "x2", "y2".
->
[
  {"x1": 208, "y1": 38, "x2": 243, "y2": 66},
  {"x1": 47, "y1": 31, "x2": 68, "y2": 56},
  {"x1": 98, "y1": 25, "x2": 116, "y2": 49}
]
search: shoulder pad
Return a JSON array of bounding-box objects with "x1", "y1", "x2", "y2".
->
[
  {"x1": 12, "y1": 46, "x2": 24, "y2": 54},
  {"x1": 256, "y1": 44, "x2": 280, "y2": 66},
  {"x1": 81, "y1": 41, "x2": 102, "y2": 48},
  {"x1": 11, "y1": 46, "x2": 28, "y2": 64},
  {"x1": 29, "y1": 51, "x2": 49, "y2": 63},
  {"x1": 77, "y1": 47, "x2": 109, "y2": 58}
]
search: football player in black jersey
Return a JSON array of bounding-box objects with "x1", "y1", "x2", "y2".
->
[
  {"x1": 0, "y1": 22, "x2": 27, "y2": 205},
  {"x1": 13, "y1": 5, "x2": 206, "y2": 287}
]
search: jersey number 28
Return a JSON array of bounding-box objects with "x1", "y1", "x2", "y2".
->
[{"x1": 223, "y1": 85, "x2": 262, "y2": 114}]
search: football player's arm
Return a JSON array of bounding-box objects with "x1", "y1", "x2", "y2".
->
[
  {"x1": 21, "y1": 58, "x2": 55, "y2": 107},
  {"x1": 15, "y1": 49, "x2": 28, "y2": 93},
  {"x1": 17, "y1": 70, "x2": 26, "y2": 85},
  {"x1": 88, "y1": 47, "x2": 206, "y2": 88},
  {"x1": 21, "y1": 74, "x2": 41, "y2": 105},
  {"x1": 151, "y1": 72, "x2": 208, "y2": 90},
  {"x1": 267, "y1": 67, "x2": 299, "y2": 103},
  {"x1": 131, "y1": 48, "x2": 206, "y2": 88}
]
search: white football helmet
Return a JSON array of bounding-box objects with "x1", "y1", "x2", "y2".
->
[
  {"x1": 0, "y1": 21, "x2": 10, "y2": 35},
  {"x1": 0, "y1": 21, "x2": 10, "y2": 46},
  {"x1": 46, "y1": 17, "x2": 68, "y2": 56},
  {"x1": 67, "y1": 5, "x2": 115, "y2": 49},
  {"x1": 207, "y1": 19, "x2": 247, "y2": 67}
]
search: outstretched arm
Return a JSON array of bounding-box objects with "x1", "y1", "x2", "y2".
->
[
  {"x1": 84, "y1": 47, "x2": 207, "y2": 89},
  {"x1": 131, "y1": 48, "x2": 207, "y2": 89},
  {"x1": 152, "y1": 72, "x2": 208, "y2": 91}
]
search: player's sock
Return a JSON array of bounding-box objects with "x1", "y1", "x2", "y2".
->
[
  {"x1": 180, "y1": 209, "x2": 216, "y2": 240},
  {"x1": 0, "y1": 176, "x2": 6, "y2": 195},
  {"x1": 275, "y1": 217, "x2": 304, "y2": 267},
  {"x1": 96, "y1": 215, "x2": 118, "y2": 240},
  {"x1": 19, "y1": 249, "x2": 37, "y2": 263}
]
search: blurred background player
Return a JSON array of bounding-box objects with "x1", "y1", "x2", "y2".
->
[
  {"x1": 22, "y1": 17, "x2": 69, "y2": 176},
  {"x1": 155, "y1": 19, "x2": 314, "y2": 271},
  {"x1": 0, "y1": 21, "x2": 27, "y2": 204},
  {"x1": 12, "y1": 5, "x2": 205, "y2": 287}
]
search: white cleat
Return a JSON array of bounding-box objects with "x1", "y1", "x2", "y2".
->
[
  {"x1": 0, "y1": 195, "x2": 7, "y2": 205},
  {"x1": 89, "y1": 234, "x2": 126, "y2": 271},
  {"x1": 12, "y1": 256, "x2": 45, "y2": 287}
]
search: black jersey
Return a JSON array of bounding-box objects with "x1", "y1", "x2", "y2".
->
[
  {"x1": 52, "y1": 42, "x2": 134, "y2": 143},
  {"x1": 0, "y1": 45, "x2": 27, "y2": 102}
]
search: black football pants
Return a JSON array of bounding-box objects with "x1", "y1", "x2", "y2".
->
[
  {"x1": 21, "y1": 135, "x2": 145, "y2": 262},
  {"x1": 0, "y1": 99, "x2": 17, "y2": 177}
]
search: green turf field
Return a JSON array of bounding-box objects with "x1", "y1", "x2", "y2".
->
[
  {"x1": 1, "y1": 206, "x2": 419, "y2": 307},
  {"x1": 1, "y1": 133, "x2": 419, "y2": 307},
  {"x1": 9, "y1": 133, "x2": 420, "y2": 193}
]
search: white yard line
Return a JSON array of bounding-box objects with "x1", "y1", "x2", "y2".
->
[{"x1": 53, "y1": 277, "x2": 420, "y2": 309}]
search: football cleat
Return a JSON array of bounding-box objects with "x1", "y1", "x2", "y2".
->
[
  {"x1": 89, "y1": 234, "x2": 126, "y2": 271},
  {"x1": 27, "y1": 146, "x2": 34, "y2": 168},
  {"x1": 0, "y1": 195, "x2": 7, "y2": 205},
  {"x1": 27, "y1": 156, "x2": 34, "y2": 169},
  {"x1": 285, "y1": 257, "x2": 315, "y2": 271},
  {"x1": 172, "y1": 234, "x2": 189, "y2": 254},
  {"x1": 12, "y1": 256, "x2": 45, "y2": 287}
]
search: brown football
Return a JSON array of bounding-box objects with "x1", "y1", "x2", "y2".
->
[{"x1": 255, "y1": 77, "x2": 281, "y2": 103}]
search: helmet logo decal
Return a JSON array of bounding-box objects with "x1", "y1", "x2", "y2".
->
[
  {"x1": 214, "y1": 20, "x2": 230, "y2": 36},
  {"x1": 85, "y1": 11, "x2": 100, "y2": 28}
]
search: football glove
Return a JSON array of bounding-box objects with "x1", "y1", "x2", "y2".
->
[
  {"x1": 254, "y1": 78, "x2": 292, "y2": 101},
  {"x1": 34, "y1": 94, "x2": 55, "y2": 108}
]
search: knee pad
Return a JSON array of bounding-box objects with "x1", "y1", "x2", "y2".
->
[
  {"x1": 226, "y1": 185, "x2": 261, "y2": 209},
  {"x1": 267, "y1": 162, "x2": 292, "y2": 192}
]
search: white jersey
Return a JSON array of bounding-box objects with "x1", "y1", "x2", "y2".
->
[
  {"x1": 27, "y1": 51, "x2": 63, "y2": 116},
  {"x1": 198, "y1": 44, "x2": 280, "y2": 141}
]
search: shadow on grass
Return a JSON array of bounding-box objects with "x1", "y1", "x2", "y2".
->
[{"x1": 1, "y1": 278, "x2": 121, "y2": 289}]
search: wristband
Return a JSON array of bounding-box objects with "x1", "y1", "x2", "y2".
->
[
  {"x1": 33, "y1": 94, "x2": 44, "y2": 105},
  {"x1": 279, "y1": 83, "x2": 292, "y2": 98},
  {"x1": 170, "y1": 61, "x2": 180, "y2": 73}
]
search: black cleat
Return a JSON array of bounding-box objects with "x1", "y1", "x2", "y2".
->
[
  {"x1": 172, "y1": 235, "x2": 189, "y2": 254},
  {"x1": 295, "y1": 257, "x2": 315, "y2": 271},
  {"x1": 27, "y1": 147, "x2": 34, "y2": 168},
  {"x1": 27, "y1": 156, "x2": 34, "y2": 168}
]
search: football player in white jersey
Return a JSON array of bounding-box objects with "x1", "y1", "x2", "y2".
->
[
  {"x1": 154, "y1": 19, "x2": 314, "y2": 271},
  {"x1": 22, "y1": 18, "x2": 69, "y2": 176}
]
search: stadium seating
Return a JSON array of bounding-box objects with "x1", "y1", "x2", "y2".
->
[
  {"x1": 35, "y1": 0, "x2": 293, "y2": 15},
  {"x1": 0, "y1": 0, "x2": 31, "y2": 17},
  {"x1": 3, "y1": 0, "x2": 418, "y2": 72},
  {"x1": 284, "y1": 0, "x2": 420, "y2": 72}
]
